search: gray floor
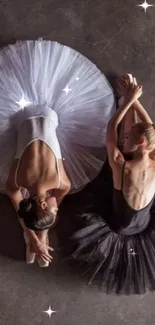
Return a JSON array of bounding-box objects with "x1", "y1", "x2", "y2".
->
[{"x1": 1, "y1": 0, "x2": 155, "y2": 324}]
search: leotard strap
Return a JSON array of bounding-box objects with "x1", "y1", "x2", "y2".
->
[
  {"x1": 121, "y1": 161, "x2": 126, "y2": 192},
  {"x1": 14, "y1": 159, "x2": 21, "y2": 188},
  {"x1": 55, "y1": 158, "x2": 61, "y2": 189}
]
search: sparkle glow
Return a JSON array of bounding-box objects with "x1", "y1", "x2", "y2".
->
[
  {"x1": 62, "y1": 85, "x2": 72, "y2": 95},
  {"x1": 16, "y1": 96, "x2": 31, "y2": 108},
  {"x1": 43, "y1": 305, "x2": 56, "y2": 319},
  {"x1": 129, "y1": 248, "x2": 137, "y2": 256},
  {"x1": 137, "y1": 0, "x2": 154, "y2": 13},
  {"x1": 75, "y1": 76, "x2": 80, "y2": 81}
]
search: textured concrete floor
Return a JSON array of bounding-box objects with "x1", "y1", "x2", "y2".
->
[{"x1": 1, "y1": 0, "x2": 155, "y2": 324}]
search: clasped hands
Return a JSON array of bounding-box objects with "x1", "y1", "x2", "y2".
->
[
  {"x1": 27, "y1": 234, "x2": 53, "y2": 263},
  {"x1": 117, "y1": 73, "x2": 143, "y2": 103}
]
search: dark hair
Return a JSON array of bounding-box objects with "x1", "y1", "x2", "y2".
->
[{"x1": 18, "y1": 197, "x2": 56, "y2": 231}]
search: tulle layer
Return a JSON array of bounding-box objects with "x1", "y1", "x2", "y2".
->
[
  {"x1": 68, "y1": 212, "x2": 155, "y2": 295},
  {"x1": 0, "y1": 40, "x2": 115, "y2": 192}
]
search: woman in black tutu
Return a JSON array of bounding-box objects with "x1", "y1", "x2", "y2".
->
[{"x1": 67, "y1": 73, "x2": 155, "y2": 295}]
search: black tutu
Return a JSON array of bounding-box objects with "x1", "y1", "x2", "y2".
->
[{"x1": 60, "y1": 161, "x2": 155, "y2": 295}]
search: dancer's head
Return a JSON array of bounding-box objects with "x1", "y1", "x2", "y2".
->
[
  {"x1": 18, "y1": 196, "x2": 58, "y2": 230},
  {"x1": 123, "y1": 122, "x2": 155, "y2": 154}
]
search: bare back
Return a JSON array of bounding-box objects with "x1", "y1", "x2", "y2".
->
[
  {"x1": 112, "y1": 157, "x2": 155, "y2": 211},
  {"x1": 6, "y1": 140, "x2": 70, "y2": 191}
]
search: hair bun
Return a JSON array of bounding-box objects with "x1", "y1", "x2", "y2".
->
[
  {"x1": 18, "y1": 198, "x2": 32, "y2": 217},
  {"x1": 24, "y1": 199, "x2": 32, "y2": 212}
]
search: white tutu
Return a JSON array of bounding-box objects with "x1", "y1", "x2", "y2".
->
[{"x1": 0, "y1": 40, "x2": 116, "y2": 194}]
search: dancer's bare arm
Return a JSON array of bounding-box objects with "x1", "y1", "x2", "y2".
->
[
  {"x1": 131, "y1": 100, "x2": 153, "y2": 124},
  {"x1": 106, "y1": 85, "x2": 143, "y2": 168},
  {"x1": 118, "y1": 74, "x2": 153, "y2": 124},
  {"x1": 106, "y1": 100, "x2": 133, "y2": 168},
  {"x1": 106, "y1": 99, "x2": 135, "y2": 168},
  {"x1": 6, "y1": 187, "x2": 39, "y2": 245}
]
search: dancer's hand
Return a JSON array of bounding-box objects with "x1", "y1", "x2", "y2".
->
[
  {"x1": 116, "y1": 77, "x2": 129, "y2": 97},
  {"x1": 33, "y1": 240, "x2": 54, "y2": 263},
  {"x1": 116, "y1": 73, "x2": 138, "y2": 97},
  {"x1": 128, "y1": 84, "x2": 143, "y2": 102},
  {"x1": 114, "y1": 148, "x2": 124, "y2": 163}
]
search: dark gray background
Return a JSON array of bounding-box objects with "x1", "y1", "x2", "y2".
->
[{"x1": 0, "y1": 0, "x2": 155, "y2": 324}]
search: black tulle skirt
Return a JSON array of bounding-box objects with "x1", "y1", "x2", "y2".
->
[
  {"x1": 59, "y1": 160, "x2": 155, "y2": 295},
  {"x1": 67, "y1": 210, "x2": 155, "y2": 295}
]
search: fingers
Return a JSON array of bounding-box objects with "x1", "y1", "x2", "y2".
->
[
  {"x1": 119, "y1": 73, "x2": 134, "y2": 90},
  {"x1": 116, "y1": 77, "x2": 128, "y2": 97},
  {"x1": 136, "y1": 85, "x2": 143, "y2": 90},
  {"x1": 39, "y1": 253, "x2": 53, "y2": 263},
  {"x1": 126, "y1": 73, "x2": 133, "y2": 85},
  {"x1": 38, "y1": 250, "x2": 53, "y2": 262},
  {"x1": 40, "y1": 241, "x2": 54, "y2": 251},
  {"x1": 121, "y1": 73, "x2": 133, "y2": 86},
  {"x1": 130, "y1": 82, "x2": 142, "y2": 91},
  {"x1": 43, "y1": 253, "x2": 53, "y2": 262},
  {"x1": 139, "y1": 85, "x2": 143, "y2": 94},
  {"x1": 117, "y1": 73, "x2": 143, "y2": 99},
  {"x1": 47, "y1": 245, "x2": 54, "y2": 252},
  {"x1": 129, "y1": 75, "x2": 141, "y2": 91},
  {"x1": 133, "y1": 77, "x2": 137, "y2": 86},
  {"x1": 120, "y1": 74, "x2": 129, "y2": 87},
  {"x1": 123, "y1": 73, "x2": 138, "y2": 87}
]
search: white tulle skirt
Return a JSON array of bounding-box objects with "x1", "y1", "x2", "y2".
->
[{"x1": 0, "y1": 40, "x2": 116, "y2": 194}]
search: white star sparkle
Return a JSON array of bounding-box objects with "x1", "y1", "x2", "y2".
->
[
  {"x1": 75, "y1": 76, "x2": 80, "y2": 81},
  {"x1": 43, "y1": 305, "x2": 56, "y2": 319},
  {"x1": 16, "y1": 96, "x2": 31, "y2": 109},
  {"x1": 62, "y1": 85, "x2": 72, "y2": 95},
  {"x1": 129, "y1": 248, "x2": 137, "y2": 256},
  {"x1": 137, "y1": 0, "x2": 154, "y2": 13}
]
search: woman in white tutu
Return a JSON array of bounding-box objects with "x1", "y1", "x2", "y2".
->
[{"x1": 0, "y1": 40, "x2": 115, "y2": 267}]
